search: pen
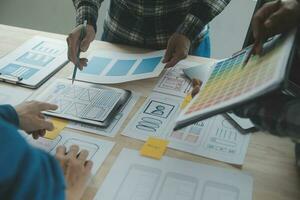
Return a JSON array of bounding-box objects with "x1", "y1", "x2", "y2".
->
[
  {"x1": 242, "y1": 42, "x2": 257, "y2": 68},
  {"x1": 72, "y1": 20, "x2": 87, "y2": 84}
]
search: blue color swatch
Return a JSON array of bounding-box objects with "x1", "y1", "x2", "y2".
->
[
  {"x1": 133, "y1": 57, "x2": 162, "y2": 75},
  {"x1": 106, "y1": 60, "x2": 136, "y2": 76},
  {"x1": 0, "y1": 63, "x2": 38, "y2": 79},
  {"x1": 17, "y1": 52, "x2": 55, "y2": 67},
  {"x1": 81, "y1": 57, "x2": 112, "y2": 75}
]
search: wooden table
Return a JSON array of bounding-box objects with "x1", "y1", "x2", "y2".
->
[{"x1": 0, "y1": 24, "x2": 299, "y2": 200}]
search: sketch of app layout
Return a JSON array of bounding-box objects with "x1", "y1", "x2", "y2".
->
[
  {"x1": 153, "y1": 61, "x2": 199, "y2": 98},
  {"x1": 22, "y1": 131, "x2": 115, "y2": 175},
  {"x1": 94, "y1": 149, "x2": 253, "y2": 200},
  {"x1": 123, "y1": 92, "x2": 182, "y2": 140},
  {"x1": 67, "y1": 93, "x2": 140, "y2": 137},
  {"x1": 168, "y1": 115, "x2": 250, "y2": 165}
]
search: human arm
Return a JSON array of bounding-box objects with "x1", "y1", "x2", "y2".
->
[
  {"x1": 68, "y1": 0, "x2": 103, "y2": 69},
  {"x1": 163, "y1": 0, "x2": 231, "y2": 67}
]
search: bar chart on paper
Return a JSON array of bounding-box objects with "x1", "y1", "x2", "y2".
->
[{"x1": 74, "y1": 50, "x2": 165, "y2": 84}]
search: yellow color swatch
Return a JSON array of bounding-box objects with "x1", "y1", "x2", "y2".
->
[
  {"x1": 44, "y1": 118, "x2": 68, "y2": 140},
  {"x1": 180, "y1": 94, "x2": 193, "y2": 110},
  {"x1": 140, "y1": 137, "x2": 169, "y2": 160}
]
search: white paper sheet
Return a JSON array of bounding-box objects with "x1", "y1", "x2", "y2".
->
[
  {"x1": 0, "y1": 36, "x2": 68, "y2": 87},
  {"x1": 22, "y1": 131, "x2": 115, "y2": 175},
  {"x1": 123, "y1": 92, "x2": 250, "y2": 165},
  {"x1": 67, "y1": 93, "x2": 140, "y2": 137},
  {"x1": 0, "y1": 84, "x2": 32, "y2": 105},
  {"x1": 94, "y1": 148, "x2": 253, "y2": 200},
  {"x1": 153, "y1": 60, "x2": 200, "y2": 97},
  {"x1": 72, "y1": 50, "x2": 165, "y2": 84}
]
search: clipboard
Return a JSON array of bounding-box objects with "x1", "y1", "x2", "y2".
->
[{"x1": 0, "y1": 36, "x2": 68, "y2": 88}]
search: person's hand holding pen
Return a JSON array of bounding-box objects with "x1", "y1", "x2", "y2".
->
[
  {"x1": 250, "y1": 0, "x2": 300, "y2": 55},
  {"x1": 67, "y1": 23, "x2": 96, "y2": 70}
]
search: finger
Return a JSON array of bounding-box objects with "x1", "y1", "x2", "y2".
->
[
  {"x1": 32, "y1": 131, "x2": 39, "y2": 140},
  {"x1": 264, "y1": 8, "x2": 287, "y2": 36},
  {"x1": 78, "y1": 58, "x2": 88, "y2": 70},
  {"x1": 36, "y1": 119, "x2": 55, "y2": 131},
  {"x1": 39, "y1": 129, "x2": 46, "y2": 137},
  {"x1": 77, "y1": 150, "x2": 89, "y2": 162},
  {"x1": 84, "y1": 160, "x2": 93, "y2": 171},
  {"x1": 165, "y1": 56, "x2": 180, "y2": 68},
  {"x1": 67, "y1": 32, "x2": 80, "y2": 65},
  {"x1": 36, "y1": 102, "x2": 58, "y2": 112},
  {"x1": 67, "y1": 145, "x2": 80, "y2": 158},
  {"x1": 163, "y1": 44, "x2": 174, "y2": 63},
  {"x1": 80, "y1": 37, "x2": 92, "y2": 52},
  {"x1": 56, "y1": 145, "x2": 67, "y2": 156}
]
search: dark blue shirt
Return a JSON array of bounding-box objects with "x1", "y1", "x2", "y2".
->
[{"x1": 0, "y1": 105, "x2": 66, "y2": 200}]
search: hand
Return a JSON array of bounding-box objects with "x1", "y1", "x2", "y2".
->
[
  {"x1": 14, "y1": 101, "x2": 58, "y2": 137},
  {"x1": 67, "y1": 24, "x2": 96, "y2": 70},
  {"x1": 252, "y1": 0, "x2": 300, "y2": 54},
  {"x1": 55, "y1": 145, "x2": 93, "y2": 200},
  {"x1": 163, "y1": 33, "x2": 191, "y2": 68}
]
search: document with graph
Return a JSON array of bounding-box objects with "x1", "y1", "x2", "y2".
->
[
  {"x1": 175, "y1": 31, "x2": 296, "y2": 130},
  {"x1": 94, "y1": 149, "x2": 253, "y2": 200},
  {"x1": 72, "y1": 50, "x2": 165, "y2": 84},
  {"x1": 0, "y1": 36, "x2": 68, "y2": 88},
  {"x1": 35, "y1": 79, "x2": 131, "y2": 127}
]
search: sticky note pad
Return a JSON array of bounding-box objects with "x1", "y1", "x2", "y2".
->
[
  {"x1": 140, "y1": 137, "x2": 169, "y2": 160},
  {"x1": 180, "y1": 94, "x2": 193, "y2": 110},
  {"x1": 44, "y1": 118, "x2": 68, "y2": 140}
]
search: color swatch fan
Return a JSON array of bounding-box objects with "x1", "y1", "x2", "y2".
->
[{"x1": 175, "y1": 31, "x2": 296, "y2": 130}]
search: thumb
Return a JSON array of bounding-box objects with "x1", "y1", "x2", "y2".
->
[
  {"x1": 80, "y1": 36, "x2": 92, "y2": 52},
  {"x1": 37, "y1": 119, "x2": 55, "y2": 131},
  {"x1": 163, "y1": 42, "x2": 174, "y2": 63}
]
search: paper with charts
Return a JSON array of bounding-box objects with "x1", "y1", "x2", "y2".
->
[
  {"x1": 21, "y1": 131, "x2": 114, "y2": 175},
  {"x1": 0, "y1": 36, "x2": 68, "y2": 88},
  {"x1": 176, "y1": 31, "x2": 296, "y2": 129},
  {"x1": 0, "y1": 84, "x2": 32, "y2": 105},
  {"x1": 73, "y1": 50, "x2": 165, "y2": 84},
  {"x1": 94, "y1": 148, "x2": 253, "y2": 200},
  {"x1": 123, "y1": 60, "x2": 250, "y2": 165},
  {"x1": 35, "y1": 79, "x2": 129, "y2": 127},
  {"x1": 67, "y1": 93, "x2": 140, "y2": 137}
]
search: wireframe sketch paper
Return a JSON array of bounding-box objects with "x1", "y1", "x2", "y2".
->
[
  {"x1": 94, "y1": 148, "x2": 253, "y2": 200},
  {"x1": 22, "y1": 131, "x2": 115, "y2": 175},
  {"x1": 0, "y1": 36, "x2": 68, "y2": 88},
  {"x1": 176, "y1": 31, "x2": 296, "y2": 129},
  {"x1": 153, "y1": 60, "x2": 206, "y2": 98},
  {"x1": 72, "y1": 50, "x2": 165, "y2": 84},
  {"x1": 0, "y1": 84, "x2": 32, "y2": 105},
  {"x1": 67, "y1": 93, "x2": 140, "y2": 137},
  {"x1": 35, "y1": 79, "x2": 130, "y2": 127}
]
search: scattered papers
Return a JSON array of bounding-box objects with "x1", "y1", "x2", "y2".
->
[
  {"x1": 22, "y1": 131, "x2": 115, "y2": 175},
  {"x1": 44, "y1": 118, "x2": 68, "y2": 140},
  {"x1": 73, "y1": 50, "x2": 165, "y2": 84},
  {"x1": 0, "y1": 84, "x2": 32, "y2": 105},
  {"x1": 0, "y1": 36, "x2": 68, "y2": 88},
  {"x1": 67, "y1": 93, "x2": 140, "y2": 137},
  {"x1": 94, "y1": 148, "x2": 253, "y2": 200},
  {"x1": 140, "y1": 137, "x2": 169, "y2": 160},
  {"x1": 123, "y1": 60, "x2": 250, "y2": 165}
]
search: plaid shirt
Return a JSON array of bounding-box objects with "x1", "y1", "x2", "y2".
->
[{"x1": 73, "y1": 0, "x2": 230, "y2": 49}]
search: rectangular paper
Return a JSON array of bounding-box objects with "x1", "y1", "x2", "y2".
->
[
  {"x1": 67, "y1": 93, "x2": 140, "y2": 137},
  {"x1": 72, "y1": 50, "x2": 165, "y2": 84},
  {"x1": 0, "y1": 84, "x2": 32, "y2": 105},
  {"x1": 140, "y1": 137, "x2": 169, "y2": 160},
  {"x1": 22, "y1": 131, "x2": 115, "y2": 175},
  {"x1": 123, "y1": 93, "x2": 250, "y2": 164},
  {"x1": 0, "y1": 36, "x2": 68, "y2": 88},
  {"x1": 94, "y1": 148, "x2": 253, "y2": 200}
]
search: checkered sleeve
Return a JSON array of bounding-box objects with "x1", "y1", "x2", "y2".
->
[
  {"x1": 176, "y1": 0, "x2": 230, "y2": 41},
  {"x1": 73, "y1": 0, "x2": 103, "y2": 32}
]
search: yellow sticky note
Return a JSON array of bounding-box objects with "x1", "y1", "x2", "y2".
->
[
  {"x1": 44, "y1": 118, "x2": 68, "y2": 140},
  {"x1": 180, "y1": 94, "x2": 193, "y2": 110},
  {"x1": 140, "y1": 137, "x2": 169, "y2": 160}
]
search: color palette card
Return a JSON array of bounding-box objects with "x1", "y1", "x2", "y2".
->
[
  {"x1": 72, "y1": 50, "x2": 165, "y2": 84},
  {"x1": 175, "y1": 31, "x2": 296, "y2": 130}
]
